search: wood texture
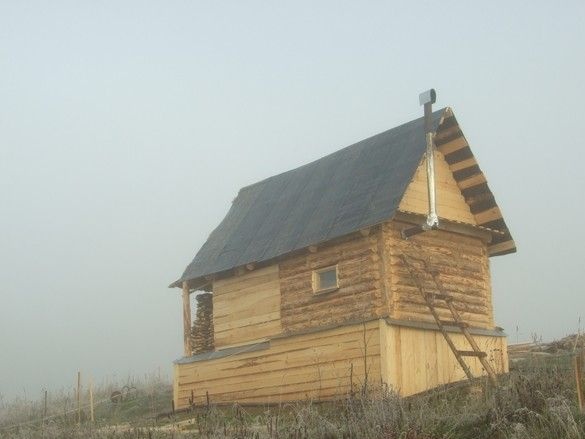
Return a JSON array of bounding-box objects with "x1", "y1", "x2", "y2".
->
[
  {"x1": 172, "y1": 136, "x2": 511, "y2": 401},
  {"x1": 191, "y1": 293, "x2": 214, "y2": 354},
  {"x1": 398, "y1": 149, "x2": 476, "y2": 225},
  {"x1": 182, "y1": 282, "x2": 192, "y2": 357},
  {"x1": 384, "y1": 221, "x2": 494, "y2": 328},
  {"x1": 279, "y1": 233, "x2": 385, "y2": 334},
  {"x1": 213, "y1": 265, "x2": 282, "y2": 348},
  {"x1": 174, "y1": 320, "x2": 381, "y2": 408},
  {"x1": 381, "y1": 322, "x2": 508, "y2": 396},
  {"x1": 433, "y1": 108, "x2": 515, "y2": 255}
]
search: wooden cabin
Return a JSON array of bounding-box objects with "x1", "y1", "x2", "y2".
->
[{"x1": 170, "y1": 107, "x2": 515, "y2": 408}]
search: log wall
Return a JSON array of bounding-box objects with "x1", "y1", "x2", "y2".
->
[
  {"x1": 279, "y1": 233, "x2": 385, "y2": 334},
  {"x1": 384, "y1": 221, "x2": 494, "y2": 328},
  {"x1": 174, "y1": 320, "x2": 381, "y2": 408},
  {"x1": 380, "y1": 321, "x2": 508, "y2": 396},
  {"x1": 213, "y1": 265, "x2": 282, "y2": 348}
]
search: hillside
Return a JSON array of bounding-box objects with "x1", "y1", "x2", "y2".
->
[{"x1": 2, "y1": 339, "x2": 585, "y2": 438}]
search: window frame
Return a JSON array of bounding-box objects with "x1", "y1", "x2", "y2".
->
[{"x1": 312, "y1": 265, "x2": 339, "y2": 294}]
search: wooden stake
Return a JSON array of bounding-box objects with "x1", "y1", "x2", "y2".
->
[
  {"x1": 349, "y1": 363, "x2": 353, "y2": 397},
  {"x1": 575, "y1": 352, "x2": 584, "y2": 412},
  {"x1": 182, "y1": 282, "x2": 192, "y2": 357},
  {"x1": 89, "y1": 378, "x2": 95, "y2": 423},
  {"x1": 41, "y1": 389, "x2": 47, "y2": 434},
  {"x1": 77, "y1": 371, "x2": 81, "y2": 424}
]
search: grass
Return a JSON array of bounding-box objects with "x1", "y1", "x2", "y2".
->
[
  {"x1": 0, "y1": 372, "x2": 173, "y2": 437},
  {"x1": 1, "y1": 354, "x2": 585, "y2": 438}
]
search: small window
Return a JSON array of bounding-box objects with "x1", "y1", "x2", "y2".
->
[{"x1": 313, "y1": 266, "x2": 339, "y2": 293}]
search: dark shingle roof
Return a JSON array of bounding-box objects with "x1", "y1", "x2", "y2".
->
[{"x1": 171, "y1": 109, "x2": 447, "y2": 288}]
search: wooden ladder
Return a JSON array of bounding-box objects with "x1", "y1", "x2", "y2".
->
[{"x1": 399, "y1": 254, "x2": 498, "y2": 386}]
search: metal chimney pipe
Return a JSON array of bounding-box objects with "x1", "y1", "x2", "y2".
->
[
  {"x1": 419, "y1": 89, "x2": 439, "y2": 230},
  {"x1": 400, "y1": 89, "x2": 439, "y2": 240}
]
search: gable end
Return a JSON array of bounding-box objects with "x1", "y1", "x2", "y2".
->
[{"x1": 434, "y1": 108, "x2": 516, "y2": 256}]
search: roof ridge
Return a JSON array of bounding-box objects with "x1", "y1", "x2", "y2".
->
[
  {"x1": 172, "y1": 107, "x2": 450, "y2": 288},
  {"x1": 236, "y1": 108, "x2": 448, "y2": 197}
]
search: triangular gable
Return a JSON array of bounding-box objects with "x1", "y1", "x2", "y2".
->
[
  {"x1": 411, "y1": 107, "x2": 516, "y2": 256},
  {"x1": 399, "y1": 148, "x2": 477, "y2": 225}
]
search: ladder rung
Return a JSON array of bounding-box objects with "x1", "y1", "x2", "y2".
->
[
  {"x1": 439, "y1": 320, "x2": 469, "y2": 328},
  {"x1": 457, "y1": 350, "x2": 487, "y2": 358}
]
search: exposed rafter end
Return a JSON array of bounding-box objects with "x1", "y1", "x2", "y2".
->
[
  {"x1": 359, "y1": 228, "x2": 371, "y2": 237},
  {"x1": 396, "y1": 211, "x2": 494, "y2": 243},
  {"x1": 401, "y1": 223, "x2": 437, "y2": 240}
]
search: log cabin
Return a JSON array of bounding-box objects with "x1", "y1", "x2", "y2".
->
[{"x1": 170, "y1": 105, "x2": 515, "y2": 408}]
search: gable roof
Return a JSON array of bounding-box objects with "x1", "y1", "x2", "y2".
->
[{"x1": 172, "y1": 108, "x2": 515, "y2": 288}]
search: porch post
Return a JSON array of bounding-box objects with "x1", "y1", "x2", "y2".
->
[{"x1": 182, "y1": 281, "x2": 192, "y2": 357}]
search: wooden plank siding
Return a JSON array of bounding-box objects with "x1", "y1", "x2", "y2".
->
[
  {"x1": 174, "y1": 320, "x2": 381, "y2": 408},
  {"x1": 213, "y1": 265, "x2": 282, "y2": 348},
  {"x1": 279, "y1": 233, "x2": 386, "y2": 334},
  {"x1": 381, "y1": 322, "x2": 508, "y2": 396},
  {"x1": 398, "y1": 149, "x2": 477, "y2": 225},
  {"x1": 384, "y1": 221, "x2": 494, "y2": 329}
]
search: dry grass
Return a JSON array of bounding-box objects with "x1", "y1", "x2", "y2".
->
[
  {"x1": 0, "y1": 372, "x2": 173, "y2": 437},
  {"x1": 1, "y1": 356, "x2": 585, "y2": 438}
]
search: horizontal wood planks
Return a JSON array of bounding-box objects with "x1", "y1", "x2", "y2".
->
[
  {"x1": 382, "y1": 323, "x2": 508, "y2": 396},
  {"x1": 398, "y1": 149, "x2": 476, "y2": 225},
  {"x1": 279, "y1": 233, "x2": 385, "y2": 333},
  {"x1": 213, "y1": 265, "x2": 282, "y2": 348},
  {"x1": 384, "y1": 221, "x2": 494, "y2": 328},
  {"x1": 174, "y1": 320, "x2": 381, "y2": 408}
]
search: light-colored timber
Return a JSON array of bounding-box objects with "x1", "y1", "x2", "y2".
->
[
  {"x1": 380, "y1": 321, "x2": 507, "y2": 397},
  {"x1": 182, "y1": 282, "x2": 191, "y2": 357},
  {"x1": 174, "y1": 320, "x2": 381, "y2": 408},
  {"x1": 172, "y1": 105, "x2": 514, "y2": 407},
  {"x1": 384, "y1": 221, "x2": 494, "y2": 328},
  {"x1": 174, "y1": 317, "x2": 507, "y2": 408},
  {"x1": 280, "y1": 232, "x2": 385, "y2": 334},
  {"x1": 398, "y1": 149, "x2": 476, "y2": 224},
  {"x1": 399, "y1": 254, "x2": 498, "y2": 385},
  {"x1": 213, "y1": 265, "x2": 282, "y2": 348}
]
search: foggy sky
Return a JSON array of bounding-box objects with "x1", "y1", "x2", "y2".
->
[{"x1": 1, "y1": 1, "x2": 584, "y2": 400}]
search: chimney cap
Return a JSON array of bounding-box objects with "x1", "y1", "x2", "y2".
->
[{"x1": 419, "y1": 89, "x2": 436, "y2": 106}]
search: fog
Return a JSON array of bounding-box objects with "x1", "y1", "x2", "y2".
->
[{"x1": 1, "y1": 1, "x2": 584, "y2": 399}]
